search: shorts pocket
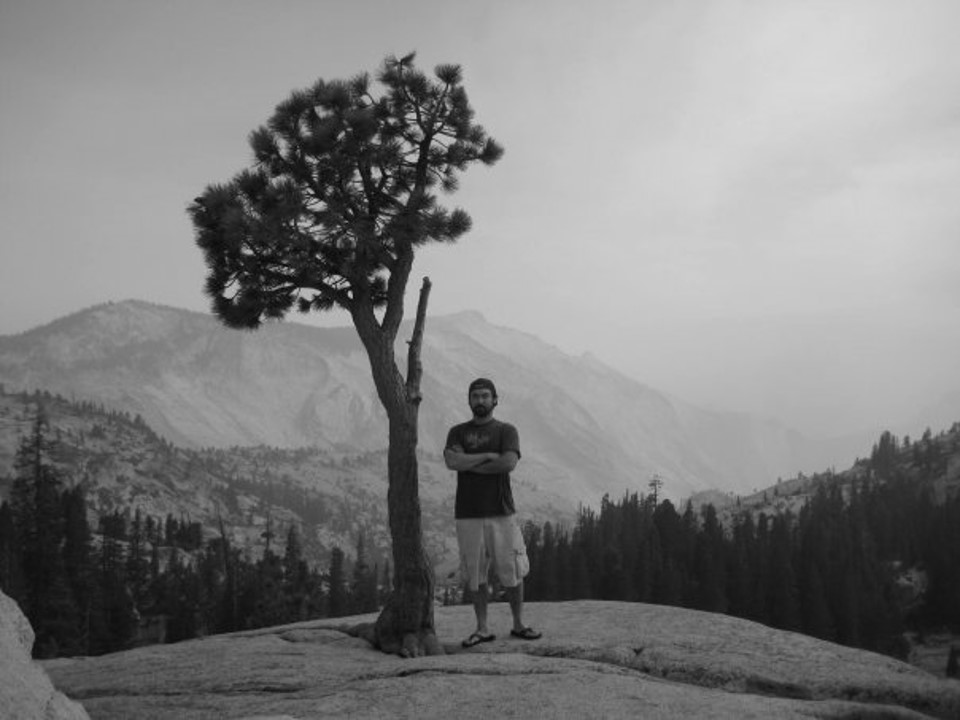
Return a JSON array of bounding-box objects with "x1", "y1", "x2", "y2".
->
[
  {"x1": 512, "y1": 520, "x2": 530, "y2": 579},
  {"x1": 515, "y1": 548, "x2": 530, "y2": 579}
]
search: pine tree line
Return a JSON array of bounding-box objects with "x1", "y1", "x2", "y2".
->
[
  {"x1": 0, "y1": 413, "x2": 386, "y2": 658},
  {"x1": 520, "y1": 441, "x2": 960, "y2": 660}
]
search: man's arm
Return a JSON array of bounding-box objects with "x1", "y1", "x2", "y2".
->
[
  {"x1": 468, "y1": 422, "x2": 521, "y2": 474},
  {"x1": 468, "y1": 450, "x2": 519, "y2": 474},
  {"x1": 444, "y1": 445, "x2": 499, "y2": 472}
]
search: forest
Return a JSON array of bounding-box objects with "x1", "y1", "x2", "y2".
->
[
  {"x1": 0, "y1": 413, "x2": 385, "y2": 657},
  {"x1": 521, "y1": 473, "x2": 959, "y2": 659},
  {"x1": 1, "y1": 410, "x2": 958, "y2": 661}
]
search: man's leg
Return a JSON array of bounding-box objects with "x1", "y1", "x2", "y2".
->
[
  {"x1": 504, "y1": 581, "x2": 525, "y2": 632},
  {"x1": 458, "y1": 519, "x2": 496, "y2": 645},
  {"x1": 471, "y1": 583, "x2": 489, "y2": 634},
  {"x1": 493, "y1": 518, "x2": 540, "y2": 639}
]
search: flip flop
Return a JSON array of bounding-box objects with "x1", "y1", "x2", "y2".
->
[
  {"x1": 510, "y1": 627, "x2": 542, "y2": 640},
  {"x1": 461, "y1": 632, "x2": 496, "y2": 648}
]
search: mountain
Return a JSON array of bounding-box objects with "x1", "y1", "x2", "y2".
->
[{"x1": 0, "y1": 300, "x2": 835, "y2": 504}]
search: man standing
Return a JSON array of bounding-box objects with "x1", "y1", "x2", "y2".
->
[{"x1": 444, "y1": 377, "x2": 541, "y2": 647}]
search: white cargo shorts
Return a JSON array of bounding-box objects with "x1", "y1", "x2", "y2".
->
[{"x1": 456, "y1": 515, "x2": 529, "y2": 591}]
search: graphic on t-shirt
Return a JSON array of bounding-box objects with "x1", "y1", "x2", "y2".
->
[{"x1": 462, "y1": 431, "x2": 490, "y2": 451}]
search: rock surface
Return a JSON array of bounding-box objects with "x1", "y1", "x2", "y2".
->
[
  {"x1": 43, "y1": 601, "x2": 960, "y2": 719},
  {"x1": 0, "y1": 590, "x2": 91, "y2": 720}
]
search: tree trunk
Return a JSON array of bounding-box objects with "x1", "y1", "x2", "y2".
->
[{"x1": 350, "y1": 278, "x2": 441, "y2": 657}]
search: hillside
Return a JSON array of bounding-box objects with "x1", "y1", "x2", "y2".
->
[
  {"x1": 0, "y1": 300, "x2": 841, "y2": 504},
  {"x1": 689, "y1": 422, "x2": 960, "y2": 524},
  {"x1": 0, "y1": 388, "x2": 558, "y2": 572}
]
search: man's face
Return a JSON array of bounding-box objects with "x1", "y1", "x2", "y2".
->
[{"x1": 469, "y1": 388, "x2": 496, "y2": 418}]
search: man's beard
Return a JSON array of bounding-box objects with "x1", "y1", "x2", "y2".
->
[{"x1": 471, "y1": 404, "x2": 492, "y2": 418}]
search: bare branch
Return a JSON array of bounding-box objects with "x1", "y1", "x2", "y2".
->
[{"x1": 405, "y1": 276, "x2": 432, "y2": 403}]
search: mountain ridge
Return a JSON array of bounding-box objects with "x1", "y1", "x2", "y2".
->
[{"x1": 0, "y1": 299, "x2": 846, "y2": 504}]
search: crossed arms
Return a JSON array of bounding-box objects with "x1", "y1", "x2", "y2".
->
[{"x1": 444, "y1": 445, "x2": 519, "y2": 474}]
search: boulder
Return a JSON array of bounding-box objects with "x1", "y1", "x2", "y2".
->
[
  {"x1": 43, "y1": 601, "x2": 960, "y2": 719},
  {"x1": 0, "y1": 590, "x2": 90, "y2": 720}
]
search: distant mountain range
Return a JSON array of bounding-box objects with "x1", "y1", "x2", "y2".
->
[{"x1": 0, "y1": 300, "x2": 849, "y2": 505}]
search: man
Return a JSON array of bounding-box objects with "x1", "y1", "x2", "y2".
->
[{"x1": 444, "y1": 377, "x2": 541, "y2": 647}]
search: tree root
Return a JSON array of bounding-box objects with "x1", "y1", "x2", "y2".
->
[{"x1": 349, "y1": 621, "x2": 445, "y2": 658}]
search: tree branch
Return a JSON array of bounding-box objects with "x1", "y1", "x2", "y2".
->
[{"x1": 405, "y1": 277, "x2": 432, "y2": 404}]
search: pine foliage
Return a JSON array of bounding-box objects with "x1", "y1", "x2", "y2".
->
[{"x1": 189, "y1": 53, "x2": 502, "y2": 329}]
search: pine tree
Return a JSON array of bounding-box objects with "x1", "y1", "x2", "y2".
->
[
  {"x1": 0, "y1": 500, "x2": 25, "y2": 603},
  {"x1": 96, "y1": 511, "x2": 137, "y2": 652},
  {"x1": 61, "y1": 487, "x2": 96, "y2": 654},
  {"x1": 351, "y1": 532, "x2": 379, "y2": 613},
  {"x1": 555, "y1": 531, "x2": 574, "y2": 601},
  {"x1": 283, "y1": 525, "x2": 311, "y2": 621},
  {"x1": 570, "y1": 546, "x2": 592, "y2": 600},
  {"x1": 693, "y1": 505, "x2": 727, "y2": 613},
  {"x1": 327, "y1": 547, "x2": 347, "y2": 618},
  {"x1": 126, "y1": 508, "x2": 150, "y2": 613},
  {"x1": 799, "y1": 562, "x2": 835, "y2": 641},
  {"x1": 766, "y1": 514, "x2": 800, "y2": 631},
  {"x1": 10, "y1": 411, "x2": 81, "y2": 656},
  {"x1": 249, "y1": 548, "x2": 286, "y2": 629},
  {"x1": 728, "y1": 512, "x2": 761, "y2": 622},
  {"x1": 540, "y1": 522, "x2": 560, "y2": 600},
  {"x1": 636, "y1": 524, "x2": 661, "y2": 604},
  {"x1": 190, "y1": 53, "x2": 502, "y2": 654}
]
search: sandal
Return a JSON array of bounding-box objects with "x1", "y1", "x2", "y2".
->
[
  {"x1": 510, "y1": 627, "x2": 542, "y2": 640},
  {"x1": 461, "y1": 631, "x2": 496, "y2": 648}
]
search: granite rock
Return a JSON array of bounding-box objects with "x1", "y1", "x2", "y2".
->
[
  {"x1": 0, "y1": 590, "x2": 90, "y2": 720},
  {"x1": 44, "y1": 601, "x2": 960, "y2": 719}
]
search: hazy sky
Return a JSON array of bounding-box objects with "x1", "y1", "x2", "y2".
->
[{"x1": 2, "y1": 0, "x2": 958, "y2": 439}]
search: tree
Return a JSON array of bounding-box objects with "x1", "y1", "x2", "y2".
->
[
  {"x1": 61, "y1": 487, "x2": 96, "y2": 654},
  {"x1": 693, "y1": 505, "x2": 727, "y2": 613},
  {"x1": 10, "y1": 411, "x2": 82, "y2": 655},
  {"x1": 327, "y1": 547, "x2": 347, "y2": 618},
  {"x1": 351, "y1": 532, "x2": 379, "y2": 613},
  {"x1": 189, "y1": 53, "x2": 501, "y2": 655},
  {"x1": 282, "y1": 525, "x2": 311, "y2": 621},
  {"x1": 0, "y1": 500, "x2": 25, "y2": 603}
]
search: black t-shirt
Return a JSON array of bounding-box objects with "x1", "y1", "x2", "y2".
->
[{"x1": 446, "y1": 418, "x2": 521, "y2": 519}]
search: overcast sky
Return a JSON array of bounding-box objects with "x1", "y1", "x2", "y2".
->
[{"x1": 2, "y1": 0, "x2": 958, "y2": 439}]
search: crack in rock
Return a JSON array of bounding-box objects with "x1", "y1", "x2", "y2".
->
[
  {"x1": 354, "y1": 665, "x2": 566, "y2": 683},
  {"x1": 67, "y1": 682, "x2": 309, "y2": 701},
  {"x1": 393, "y1": 666, "x2": 564, "y2": 679}
]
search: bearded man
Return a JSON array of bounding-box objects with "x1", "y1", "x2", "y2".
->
[{"x1": 444, "y1": 377, "x2": 541, "y2": 647}]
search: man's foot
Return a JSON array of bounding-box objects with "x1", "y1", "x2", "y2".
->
[
  {"x1": 461, "y1": 631, "x2": 496, "y2": 648},
  {"x1": 510, "y1": 627, "x2": 542, "y2": 640}
]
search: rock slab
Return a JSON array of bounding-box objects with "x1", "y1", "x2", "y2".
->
[{"x1": 40, "y1": 601, "x2": 960, "y2": 719}]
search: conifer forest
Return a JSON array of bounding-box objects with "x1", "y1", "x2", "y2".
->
[{"x1": 1, "y1": 408, "x2": 958, "y2": 662}]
